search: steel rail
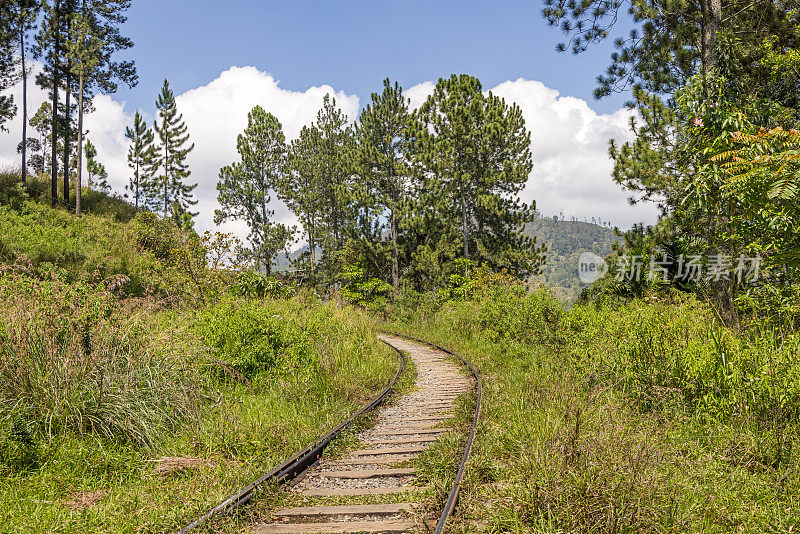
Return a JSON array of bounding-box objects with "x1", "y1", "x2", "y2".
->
[
  {"x1": 177, "y1": 341, "x2": 406, "y2": 533},
  {"x1": 377, "y1": 330, "x2": 482, "y2": 534}
]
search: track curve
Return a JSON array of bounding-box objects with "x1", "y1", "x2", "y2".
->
[{"x1": 252, "y1": 332, "x2": 481, "y2": 533}]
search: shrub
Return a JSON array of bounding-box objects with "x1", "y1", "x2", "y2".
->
[
  {"x1": 232, "y1": 270, "x2": 296, "y2": 299},
  {"x1": 197, "y1": 298, "x2": 317, "y2": 377}
]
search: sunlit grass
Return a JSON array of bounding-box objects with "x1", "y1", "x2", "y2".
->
[{"x1": 0, "y1": 298, "x2": 398, "y2": 533}]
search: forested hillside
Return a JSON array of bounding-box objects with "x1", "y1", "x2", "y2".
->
[{"x1": 525, "y1": 214, "x2": 618, "y2": 301}]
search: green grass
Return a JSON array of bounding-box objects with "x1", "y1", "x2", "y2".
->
[
  {"x1": 0, "y1": 297, "x2": 398, "y2": 533},
  {"x1": 384, "y1": 280, "x2": 800, "y2": 533}
]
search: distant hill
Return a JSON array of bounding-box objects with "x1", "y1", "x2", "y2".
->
[
  {"x1": 271, "y1": 214, "x2": 620, "y2": 300},
  {"x1": 525, "y1": 215, "x2": 619, "y2": 302}
]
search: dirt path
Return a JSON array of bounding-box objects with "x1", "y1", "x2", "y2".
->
[{"x1": 252, "y1": 334, "x2": 472, "y2": 533}]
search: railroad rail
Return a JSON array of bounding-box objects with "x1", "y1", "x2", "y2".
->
[
  {"x1": 177, "y1": 341, "x2": 406, "y2": 533},
  {"x1": 178, "y1": 330, "x2": 481, "y2": 533},
  {"x1": 382, "y1": 331, "x2": 482, "y2": 533}
]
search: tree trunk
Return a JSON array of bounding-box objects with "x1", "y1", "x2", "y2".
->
[
  {"x1": 76, "y1": 73, "x2": 84, "y2": 216},
  {"x1": 134, "y1": 159, "x2": 139, "y2": 209},
  {"x1": 391, "y1": 208, "x2": 399, "y2": 287},
  {"x1": 461, "y1": 187, "x2": 469, "y2": 260},
  {"x1": 50, "y1": 0, "x2": 60, "y2": 207},
  {"x1": 309, "y1": 218, "x2": 316, "y2": 273},
  {"x1": 63, "y1": 71, "x2": 71, "y2": 207},
  {"x1": 20, "y1": 25, "x2": 27, "y2": 183},
  {"x1": 163, "y1": 144, "x2": 169, "y2": 217},
  {"x1": 701, "y1": 0, "x2": 722, "y2": 75}
]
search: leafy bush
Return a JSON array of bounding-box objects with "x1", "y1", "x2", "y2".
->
[
  {"x1": 339, "y1": 263, "x2": 392, "y2": 308},
  {"x1": 232, "y1": 270, "x2": 295, "y2": 299},
  {"x1": 197, "y1": 298, "x2": 317, "y2": 377}
]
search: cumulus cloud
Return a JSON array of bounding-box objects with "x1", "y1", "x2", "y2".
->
[
  {"x1": 404, "y1": 78, "x2": 658, "y2": 228},
  {"x1": 405, "y1": 80, "x2": 435, "y2": 111},
  {"x1": 170, "y1": 66, "x2": 360, "y2": 239},
  {"x1": 1, "y1": 66, "x2": 655, "y2": 247}
]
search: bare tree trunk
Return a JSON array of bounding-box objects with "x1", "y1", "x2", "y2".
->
[
  {"x1": 20, "y1": 25, "x2": 27, "y2": 183},
  {"x1": 391, "y1": 208, "x2": 399, "y2": 287},
  {"x1": 461, "y1": 187, "x2": 469, "y2": 260},
  {"x1": 76, "y1": 73, "x2": 84, "y2": 216},
  {"x1": 163, "y1": 144, "x2": 169, "y2": 217},
  {"x1": 701, "y1": 0, "x2": 722, "y2": 75},
  {"x1": 134, "y1": 159, "x2": 139, "y2": 208},
  {"x1": 63, "y1": 70, "x2": 71, "y2": 207},
  {"x1": 50, "y1": 0, "x2": 60, "y2": 207}
]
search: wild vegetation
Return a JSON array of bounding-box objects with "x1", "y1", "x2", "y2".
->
[
  {"x1": 382, "y1": 271, "x2": 800, "y2": 531},
  {"x1": 0, "y1": 179, "x2": 397, "y2": 532},
  {"x1": 1, "y1": 0, "x2": 800, "y2": 532}
]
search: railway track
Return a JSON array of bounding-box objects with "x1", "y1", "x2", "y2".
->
[{"x1": 179, "y1": 331, "x2": 480, "y2": 534}]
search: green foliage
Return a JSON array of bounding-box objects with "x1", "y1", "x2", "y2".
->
[
  {"x1": 410, "y1": 74, "x2": 544, "y2": 277},
  {"x1": 232, "y1": 270, "x2": 295, "y2": 299},
  {"x1": 197, "y1": 298, "x2": 317, "y2": 377},
  {"x1": 387, "y1": 283, "x2": 800, "y2": 531},
  {"x1": 84, "y1": 138, "x2": 110, "y2": 192},
  {"x1": 216, "y1": 106, "x2": 295, "y2": 273},
  {"x1": 277, "y1": 94, "x2": 357, "y2": 282},
  {"x1": 151, "y1": 78, "x2": 196, "y2": 218},
  {"x1": 339, "y1": 263, "x2": 392, "y2": 307},
  {"x1": 0, "y1": 199, "x2": 210, "y2": 300},
  {"x1": 124, "y1": 110, "x2": 156, "y2": 209},
  {"x1": 355, "y1": 78, "x2": 415, "y2": 287}
]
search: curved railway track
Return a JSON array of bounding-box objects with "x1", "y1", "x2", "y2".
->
[{"x1": 178, "y1": 331, "x2": 480, "y2": 534}]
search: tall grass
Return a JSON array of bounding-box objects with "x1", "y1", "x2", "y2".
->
[
  {"x1": 385, "y1": 279, "x2": 800, "y2": 532},
  {"x1": 0, "y1": 271, "x2": 200, "y2": 471}
]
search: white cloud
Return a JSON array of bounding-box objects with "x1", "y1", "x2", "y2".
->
[
  {"x1": 1, "y1": 66, "x2": 655, "y2": 247},
  {"x1": 405, "y1": 80, "x2": 435, "y2": 110},
  {"x1": 404, "y1": 77, "x2": 658, "y2": 228},
  {"x1": 0, "y1": 65, "x2": 360, "y2": 245}
]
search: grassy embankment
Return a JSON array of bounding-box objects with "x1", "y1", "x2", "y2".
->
[
  {"x1": 384, "y1": 272, "x2": 800, "y2": 533},
  {"x1": 0, "y1": 183, "x2": 398, "y2": 533}
]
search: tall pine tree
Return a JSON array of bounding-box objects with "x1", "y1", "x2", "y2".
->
[
  {"x1": 152, "y1": 79, "x2": 196, "y2": 219},
  {"x1": 4, "y1": 1, "x2": 40, "y2": 182},
  {"x1": 215, "y1": 106, "x2": 295, "y2": 274},
  {"x1": 278, "y1": 95, "x2": 356, "y2": 275},
  {"x1": 280, "y1": 124, "x2": 325, "y2": 271},
  {"x1": 124, "y1": 110, "x2": 155, "y2": 209},
  {"x1": 66, "y1": 0, "x2": 136, "y2": 215},
  {"x1": 355, "y1": 78, "x2": 415, "y2": 287},
  {"x1": 312, "y1": 94, "x2": 356, "y2": 255},
  {"x1": 412, "y1": 74, "x2": 543, "y2": 276}
]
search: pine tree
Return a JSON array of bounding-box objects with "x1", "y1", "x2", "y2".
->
[
  {"x1": 124, "y1": 110, "x2": 155, "y2": 209},
  {"x1": 29, "y1": 101, "x2": 52, "y2": 174},
  {"x1": 4, "y1": 1, "x2": 40, "y2": 182},
  {"x1": 412, "y1": 74, "x2": 544, "y2": 276},
  {"x1": 66, "y1": 3, "x2": 100, "y2": 216},
  {"x1": 66, "y1": 0, "x2": 135, "y2": 215},
  {"x1": 34, "y1": 0, "x2": 66, "y2": 206},
  {"x1": 84, "y1": 138, "x2": 109, "y2": 192},
  {"x1": 152, "y1": 79, "x2": 196, "y2": 219},
  {"x1": 280, "y1": 124, "x2": 325, "y2": 271},
  {"x1": 355, "y1": 78, "x2": 415, "y2": 287},
  {"x1": 312, "y1": 94, "x2": 356, "y2": 254},
  {"x1": 215, "y1": 106, "x2": 295, "y2": 274}
]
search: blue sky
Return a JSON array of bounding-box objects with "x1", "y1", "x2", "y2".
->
[
  {"x1": 1, "y1": 1, "x2": 659, "y2": 239},
  {"x1": 117, "y1": 0, "x2": 631, "y2": 116}
]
